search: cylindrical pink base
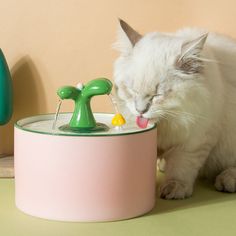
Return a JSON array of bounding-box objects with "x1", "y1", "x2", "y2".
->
[{"x1": 14, "y1": 125, "x2": 157, "y2": 222}]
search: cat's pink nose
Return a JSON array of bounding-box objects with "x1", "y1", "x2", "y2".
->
[
  {"x1": 136, "y1": 108, "x2": 145, "y2": 114},
  {"x1": 136, "y1": 105, "x2": 150, "y2": 114},
  {"x1": 135, "y1": 99, "x2": 151, "y2": 114}
]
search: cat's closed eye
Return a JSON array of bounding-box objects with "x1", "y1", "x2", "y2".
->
[
  {"x1": 148, "y1": 84, "x2": 161, "y2": 99},
  {"x1": 153, "y1": 94, "x2": 162, "y2": 98}
]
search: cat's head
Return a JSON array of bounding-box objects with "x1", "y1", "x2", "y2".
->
[{"x1": 113, "y1": 19, "x2": 208, "y2": 123}]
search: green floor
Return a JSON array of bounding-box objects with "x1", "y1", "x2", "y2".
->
[{"x1": 1, "y1": 173, "x2": 236, "y2": 236}]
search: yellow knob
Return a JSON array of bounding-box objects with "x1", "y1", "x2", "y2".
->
[{"x1": 112, "y1": 113, "x2": 126, "y2": 126}]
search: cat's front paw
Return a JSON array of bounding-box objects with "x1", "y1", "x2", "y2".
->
[
  {"x1": 215, "y1": 167, "x2": 236, "y2": 193},
  {"x1": 159, "y1": 179, "x2": 193, "y2": 199}
]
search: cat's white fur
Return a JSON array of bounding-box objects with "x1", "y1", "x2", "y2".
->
[{"x1": 113, "y1": 21, "x2": 236, "y2": 199}]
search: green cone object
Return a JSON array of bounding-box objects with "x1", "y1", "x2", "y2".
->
[{"x1": 0, "y1": 49, "x2": 13, "y2": 125}]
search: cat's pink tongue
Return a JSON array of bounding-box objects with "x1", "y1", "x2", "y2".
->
[{"x1": 136, "y1": 116, "x2": 149, "y2": 129}]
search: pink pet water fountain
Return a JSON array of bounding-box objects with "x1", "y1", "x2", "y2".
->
[{"x1": 14, "y1": 78, "x2": 157, "y2": 222}]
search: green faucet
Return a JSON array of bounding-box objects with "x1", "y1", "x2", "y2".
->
[
  {"x1": 57, "y1": 78, "x2": 112, "y2": 132},
  {"x1": 0, "y1": 49, "x2": 13, "y2": 125}
]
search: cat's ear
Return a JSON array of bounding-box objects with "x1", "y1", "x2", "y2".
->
[
  {"x1": 176, "y1": 33, "x2": 208, "y2": 74},
  {"x1": 119, "y1": 19, "x2": 142, "y2": 46},
  {"x1": 113, "y1": 19, "x2": 142, "y2": 55}
]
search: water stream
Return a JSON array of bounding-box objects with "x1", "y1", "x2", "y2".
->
[
  {"x1": 109, "y1": 93, "x2": 126, "y2": 132},
  {"x1": 109, "y1": 93, "x2": 119, "y2": 114},
  {"x1": 52, "y1": 99, "x2": 62, "y2": 130}
]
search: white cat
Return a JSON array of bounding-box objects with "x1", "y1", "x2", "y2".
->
[{"x1": 113, "y1": 19, "x2": 236, "y2": 199}]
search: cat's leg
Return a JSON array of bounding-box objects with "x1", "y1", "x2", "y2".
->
[
  {"x1": 157, "y1": 148, "x2": 166, "y2": 172},
  {"x1": 159, "y1": 146, "x2": 210, "y2": 199},
  {"x1": 215, "y1": 167, "x2": 236, "y2": 192},
  {"x1": 158, "y1": 158, "x2": 166, "y2": 172}
]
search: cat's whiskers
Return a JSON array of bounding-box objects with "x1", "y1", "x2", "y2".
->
[
  {"x1": 164, "y1": 110, "x2": 196, "y2": 124},
  {"x1": 151, "y1": 109, "x2": 200, "y2": 124},
  {"x1": 151, "y1": 108, "x2": 221, "y2": 128},
  {"x1": 154, "y1": 112, "x2": 170, "y2": 124},
  {"x1": 152, "y1": 107, "x2": 208, "y2": 120}
]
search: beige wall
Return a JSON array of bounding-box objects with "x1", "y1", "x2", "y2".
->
[{"x1": 1, "y1": 0, "x2": 236, "y2": 153}]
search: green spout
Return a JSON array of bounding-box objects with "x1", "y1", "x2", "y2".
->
[
  {"x1": 57, "y1": 78, "x2": 112, "y2": 130},
  {"x1": 0, "y1": 49, "x2": 13, "y2": 125}
]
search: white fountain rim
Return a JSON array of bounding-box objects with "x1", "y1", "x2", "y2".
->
[{"x1": 15, "y1": 112, "x2": 157, "y2": 137}]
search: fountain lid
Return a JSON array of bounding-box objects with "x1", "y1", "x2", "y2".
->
[{"x1": 15, "y1": 113, "x2": 157, "y2": 137}]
